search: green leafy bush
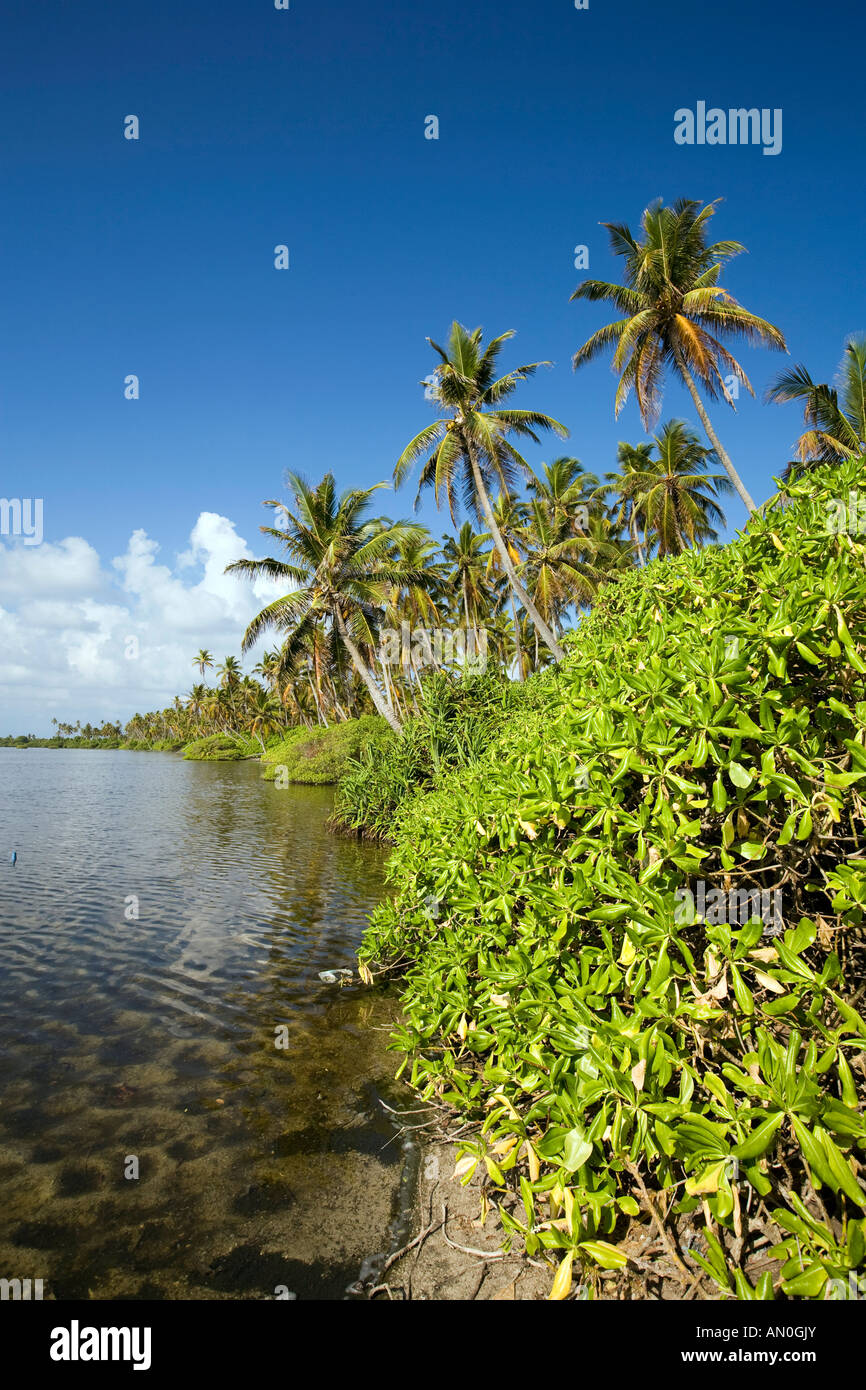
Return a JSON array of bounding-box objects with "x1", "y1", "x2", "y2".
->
[
  {"x1": 260, "y1": 715, "x2": 384, "y2": 784},
  {"x1": 361, "y1": 457, "x2": 866, "y2": 1299},
  {"x1": 182, "y1": 733, "x2": 257, "y2": 760}
]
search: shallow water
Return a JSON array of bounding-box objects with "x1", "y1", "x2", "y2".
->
[{"x1": 0, "y1": 749, "x2": 410, "y2": 1300}]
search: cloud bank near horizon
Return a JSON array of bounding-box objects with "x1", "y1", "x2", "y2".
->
[{"x1": 0, "y1": 512, "x2": 281, "y2": 735}]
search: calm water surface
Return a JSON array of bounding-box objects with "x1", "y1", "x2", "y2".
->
[{"x1": 0, "y1": 750, "x2": 409, "y2": 1300}]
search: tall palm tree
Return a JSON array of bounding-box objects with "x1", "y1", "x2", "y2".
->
[
  {"x1": 379, "y1": 528, "x2": 446, "y2": 705},
  {"x1": 600, "y1": 441, "x2": 655, "y2": 567},
  {"x1": 248, "y1": 688, "x2": 284, "y2": 752},
  {"x1": 526, "y1": 457, "x2": 600, "y2": 536},
  {"x1": 225, "y1": 473, "x2": 423, "y2": 735},
  {"x1": 193, "y1": 649, "x2": 214, "y2": 681},
  {"x1": 185, "y1": 683, "x2": 208, "y2": 725},
  {"x1": 441, "y1": 523, "x2": 498, "y2": 634},
  {"x1": 571, "y1": 198, "x2": 786, "y2": 515},
  {"x1": 216, "y1": 655, "x2": 242, "y2": 689},
  {"x1": 253, "y1": 650, "x2": 282, "y2": 692},
  {"x1": 395, "y1": 321, "x2": 570, "y2": 660},
  {"x1": 766, "y1": 334, "x2": 866, "y2": 476},
  {"x1": 518, "y1": 498, "x2": 619, "y2": 631},
  {"x1": 614, "y1": 420, "x2": 731, "y2": 558}
]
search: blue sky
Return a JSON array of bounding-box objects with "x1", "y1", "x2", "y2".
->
[{"x1": 1, "y1": 0, "x2": 864, "y2": 731}]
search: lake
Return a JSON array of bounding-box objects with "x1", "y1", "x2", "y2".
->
[{"x1": 0, "y1": 749, "x2": 411, "y2": 1300}]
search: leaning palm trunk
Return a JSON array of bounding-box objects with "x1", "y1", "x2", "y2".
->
[
  {"x1": 307, "y1": 673, "x2": 327, "y2": 726},
  {"x1": 676, "y1": 355, "x2": 756, "y2": 515},
  {"x1": 510, "y1": 594, "x2": 525, "y2": 682},
  {"x1": 466, "y1": 442, "x2": 565, "y2": 661},
  {"x1": 630, "y1": 511, "x2": 646, "y2": 569},
  {"x1": 334, "y1": 610, "x2": 403, "y2": 735}
]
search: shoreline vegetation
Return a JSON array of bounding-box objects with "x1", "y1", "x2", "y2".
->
[{"x1": 9, "y1": 198, "x2": 866, "y2": 1300}]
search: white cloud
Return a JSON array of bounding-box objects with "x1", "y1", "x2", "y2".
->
[{"x1": 0, "y1": 513, "x2": 284, "y2": 733}]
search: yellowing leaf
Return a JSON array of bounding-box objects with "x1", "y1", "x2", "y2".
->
[
  {"x1": 453, "y1": 1154, "x2": 477, "y2": 1179},
  {"x1": 685, "y1": 1159, "x2": 727, "y2": 1195},
  {"x1": 525, "y1": 1141, "x2": 540, "y2": 1182},
  {"x1": 490, "y1": 993, "x2": 510, "y2": 1008},
  {"x1": 631, "y1": 1058, "x2": 647, "y2": 1091},
  {"x1": 548, "y1": 1251, "x2": 573, "y2": 1300},
  {"x1": 619, "y1": 934, "x2": 636, "y2": 966},
  {"x1": 754, "y1": 969, "x2": 785, "y2": 994},
  {"x1": 484, "y1": 1155, "x2": 505, "y2": 1185}
]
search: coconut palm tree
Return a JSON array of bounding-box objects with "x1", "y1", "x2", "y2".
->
[
  {"x1": 442, "y1": 522, "x2": 500, "y2": 635},
  {"x1": 613, "y1": 420, "x2": 731, "y2": 558},
  {"x1": 248, "y1": 688, "x2": 284, "y2": 751},
  {"x1": 378, "y1": 528, "x2": 446, "y2": 707},
  {"x1": 225, "y1": 473, "x2": 424, "y2": 735},
  {"x1": 518, "y1": 497, "x2": 620, "y2": 634},
  {"x1": 526, "y1": 457, "x2": 600, "y2": 536},
  {"x1": 766, "y1": 335, "x2": 866, "y2": 476},
  {"x1": 185, "y1": 683, "x2": 208, "y2": 725},
  {"x1": 571, "y1": 198, "x2": 786, "y2": 515},
  {"x1": 193, "y1": 649, "x2": 214, "y2": 682},
  {"x1": 599, "y1": 442, "x2": 655, "y2": 567},
  {"x1": 395, "y1": 321, "x2": 570, "y2": 659}
]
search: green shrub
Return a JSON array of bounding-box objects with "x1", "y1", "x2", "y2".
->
[
  {"x1": 361, "y1": 457, "x2": 866, "y2": 1300},
  {"x1": 260, "y1": 715, "x2": 384, "y2": 784},
  {"x1": 182, "y1": 733, "x2": 257, "y2": 761}
]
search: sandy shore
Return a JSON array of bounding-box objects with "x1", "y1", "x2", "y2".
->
[{"x1": 370, "y1": 1138, "x2": 552, "y2": 1300}]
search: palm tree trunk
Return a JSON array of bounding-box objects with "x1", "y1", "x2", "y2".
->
[
  {"x1": 676, "y1": 356, "x2": 756, "y2": 515},
  {"x1": 466, "y1": 441, "x2": 566, "y2": 660},
  {"x1": 334, "y1": 609, "x2": 403, "y2": 735},
  {"x1": 630, "y1": 511, "x2": 646, "y2": 568},
  {"x1": 510, "y1": 594, "x2": 525, "y2": 682},
  {"x1": 307, "y1": 673, "x2": 327, "y2": 726}
]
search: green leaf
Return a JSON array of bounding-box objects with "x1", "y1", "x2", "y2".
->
[
  {"x1": 579, "y1": 1240, "x2": 628, "y2": 1270},
  {"x1": 562, "y1": 1128, "x2": 593, "y2": 1173}
]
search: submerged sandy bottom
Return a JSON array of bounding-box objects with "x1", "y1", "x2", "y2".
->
[{"x1": 0, "y1": 753, "x2": 415, "y2": 1300}]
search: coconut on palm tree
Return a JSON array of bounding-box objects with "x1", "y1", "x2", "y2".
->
[
  {"x1": 225, "y1": 473, "x2": 425, "y2": 735},
  {"x1": 766, "y1": 334, "x2": 866, "y2": 477},
  {"x1": 571, "y1": 198, "x2": 786, "y2": 516},
  {"x1": 395, "y1": 321, "x2": 570, "y2": 660}
]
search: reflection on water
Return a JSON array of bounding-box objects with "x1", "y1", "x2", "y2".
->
[{"x1": 0, "y1": 750, "x2": 406, "y2": 1299}]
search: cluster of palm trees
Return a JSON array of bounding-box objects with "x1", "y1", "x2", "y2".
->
[
  {"x1": 124, "y1": 198, "x2": 865, "y2": 745},
  {"x1": 49, "y1": 717, "x2": 124, "y2": 741}
]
